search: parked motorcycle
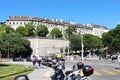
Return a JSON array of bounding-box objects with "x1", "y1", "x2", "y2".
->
[
  {"x1": 65, "y1": 62, "x2": 84, "y2": 80},
  {"x1": 65, "y1": 63, "x2": 94, "y2": 80},
  {"x1": 50, "y1": 65, "x2": 65, "y2": 80}
]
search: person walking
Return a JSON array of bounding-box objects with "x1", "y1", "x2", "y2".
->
[
  {"x1": 31, "y1": 54, "x2": 37, "y2": 68},
  {"x1": 37, "y1": 55, "x2": 42, "y2": 67},
  {"x1": 117, "y1": 53, "x2": 120, "y2": 68}
]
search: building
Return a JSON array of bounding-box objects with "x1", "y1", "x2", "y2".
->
[{"x1": 6, "y1": 15, "x2": 109, "y2": 38}]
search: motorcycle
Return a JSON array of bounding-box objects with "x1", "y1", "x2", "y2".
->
[
  {"x1": 50, "y1": 65, "x2": 65, "y2": 80},
  {"x1": 65, "y1": 64, "x2": 94, "y2": 80}
]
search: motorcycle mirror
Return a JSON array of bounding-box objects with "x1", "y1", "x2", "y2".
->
[
  {"x1": 82, "y1": 65, "x2": 94, "y2": 77},
  {"x1": 13, "y1": 75, "x2": 29, "y2": 80},
  {"x1": 72, "y1": 65, "x2": 76, "y2": 70}
]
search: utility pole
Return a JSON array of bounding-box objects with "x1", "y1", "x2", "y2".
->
[{"x1": 81, "y1": 32, "x2": 84, "y2": 61}]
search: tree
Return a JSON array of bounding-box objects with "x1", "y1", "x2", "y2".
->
[
  {"x1": 24, "y1": 23, "x2": 35, "y2": 36},
  {"x1": 50, "y1": 28, "x2": 62, "y2": 38},
  {"x1": 15, "y1": 26, "x2": 27, "y2": 36},
  {"x1": 69, "y1": 34, "x2": 101, "y2": 55},
  {"x1": 65, "y1": 26, "x2": 77, "y2": 38},
  {"x1": 102, "y1": 24, "x2": 120, "y2": 52},
  {"x1": 0, "y1": 33, "x2": 32, "y2": 58},
  {"x1": 69, "y1": 34, "x2": 81, "y2": 52},
  {"x1": 5, "y1": 26, "x2": 14, "y2": 34},
  {"x1": 36, "y1": 25, "x2": 49, "y2": 37},
  {"x1": 0, "y1": 24, "x2": 6, "y2": 34},
  {"x1": 84, "y1": 34, "x2": 101, "y2": 50},
  {"x1": 0, "y1": 24, "x2": 14, "y2": 34}
]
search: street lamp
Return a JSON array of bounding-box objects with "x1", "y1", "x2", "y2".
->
[
  {"x1": 35, "y1": 36, "x2": 38, "y2": 55},
  {"x1": 35, "y1": 26, "x2": 38, "y2": 55},
  {"x1": 81, "y1": 32, "x2": 84, "y2": 60}
]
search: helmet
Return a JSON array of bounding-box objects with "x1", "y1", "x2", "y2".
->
[
  {"x1": 82, "y1": 65, "x2": 94, "y2": 76},
  {"x1": 14, "y1": 75, "x2": 29, "y2": 80},
  {"x1": 77, "y1": 62, "x2": 84, "y2": 69},
  {"x1": 55, "y1": 53, "x2": 62, "y2": 59},
  {"x1": 52, "y1": 59, "x2": 57, "y2": 65}
]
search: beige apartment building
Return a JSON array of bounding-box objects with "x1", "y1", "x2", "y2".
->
[{"x1": 6, "y1": 15, "x2": 109, "y2": 38}]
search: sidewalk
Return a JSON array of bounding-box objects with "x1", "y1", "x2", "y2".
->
[{"x1": 28, "y1": 65, "x2": 53, "y2": 80}]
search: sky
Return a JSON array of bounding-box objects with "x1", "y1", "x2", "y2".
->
[{"x1": 0, "y1": 0, "x2": 120, "y2": 29}]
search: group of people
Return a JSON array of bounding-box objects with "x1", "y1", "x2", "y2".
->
[
  {"x1": 31, "y1": 54, "x2": 42, "y2": 68},
  {"x1": 30, "y1": 53, "x2": 65, "y2": 69}
]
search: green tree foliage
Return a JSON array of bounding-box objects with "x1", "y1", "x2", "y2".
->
[
  {"x1": 69, "y1": 34, "x2": 101, "y2": 52},
  {"x1": 69, "y1": 34, "x2": 81, "y2": 51},
  {"x1": 102, "y1": 24, "x2": 120, "y2": 52},
  {"x1": 65, "y1": 26, "x2": 77, "y2": 38},
  {"x1": 0, "y1": 24, "x2": 14, "y2": 34},
  {"x1": 36, "y1": 25, "x2": 49, "y2": 37},
  {"x1": 84, "y1": 34, "x2": 101, "y2": 50},
  {"x1": 50, "y1": 28, "x2": 62, "y2": 38},
  {"x1": 0, "y1": 24, "x2": 6, "y2": 34},
  {"x1": 24, "y1": 23, "x2": 35, "y2": 36},
  {"x1": 5, "y1": 26, "x2": 14, "y2": 34},
  {"x1": 15, "y1": 26, "x2": 27, "y2": 36},
  {"x1": 0, "y1": 33, "x2": 32, "y2": 58}
]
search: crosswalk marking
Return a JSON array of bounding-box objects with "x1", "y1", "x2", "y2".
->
[
  {"x1": 93, "y1": 71, "x2": 102, "y2": 76},
  {"x1": 112, "y1": 69, "x2": 120, "y2": 72},
  {"x1": 101, "y1": 70, "x2": 117, "y2": 75}
]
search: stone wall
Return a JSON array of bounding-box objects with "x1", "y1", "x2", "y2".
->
[{"x1": 27, "y1": 37, "x2": 69, "y2": 56}]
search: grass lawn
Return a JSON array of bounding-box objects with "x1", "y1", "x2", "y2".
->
[{"x1": 0, "y1": 63, "x2": 34, "y2": 80}]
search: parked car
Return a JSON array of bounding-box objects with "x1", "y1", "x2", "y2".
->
[
  {"x1": 26, "y1": 57, "x2": 32, "y2": 62},
  {"x1": 13, "y1": 58, "x2": 24, "y2": 62}
]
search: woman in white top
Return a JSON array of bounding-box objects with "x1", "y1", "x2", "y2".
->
[
  {"x1": 37, "y1": 55, "x2": 42, "y2": 67},
  {"x1": 117, "y1": 53, "x2": 120, "y2": 68}
]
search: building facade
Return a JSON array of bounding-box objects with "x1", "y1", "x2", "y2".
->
[{"x1": 6, "y1": 15, "x2": 109, "y2": 38}]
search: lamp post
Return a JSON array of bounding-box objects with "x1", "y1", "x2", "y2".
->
[
  {"x1": 81, "y1": 32, "x2": 84, "y2": 60},
  {"x1": 35, "y1": 26, "x2": 38, "y2": 56},
  {"x1": 36, "y1": 36, "x2": 38, "y2": 55}
]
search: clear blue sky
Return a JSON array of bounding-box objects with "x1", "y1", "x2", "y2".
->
[{"x1": 0, "y1": 0, "x2": 120, "y2": 29}]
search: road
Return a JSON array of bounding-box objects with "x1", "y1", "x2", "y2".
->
[{"x1": 66, "y1": 59, "x2": 120, "y2": 80}]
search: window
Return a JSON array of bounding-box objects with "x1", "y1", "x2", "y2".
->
[{"x1": 9, "y1": 22, "x2": 11, "y2": 24}]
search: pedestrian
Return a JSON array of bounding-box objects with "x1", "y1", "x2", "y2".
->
[
  {"x1": 117, "y1": 52, "x2": 120, "y2": 68},
  {"x1": 37, "y1": 55, "x2": 42, "y2": 67},
  {"x1": 31, "y1": 54, "x2": 37, "y2": 67}
]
